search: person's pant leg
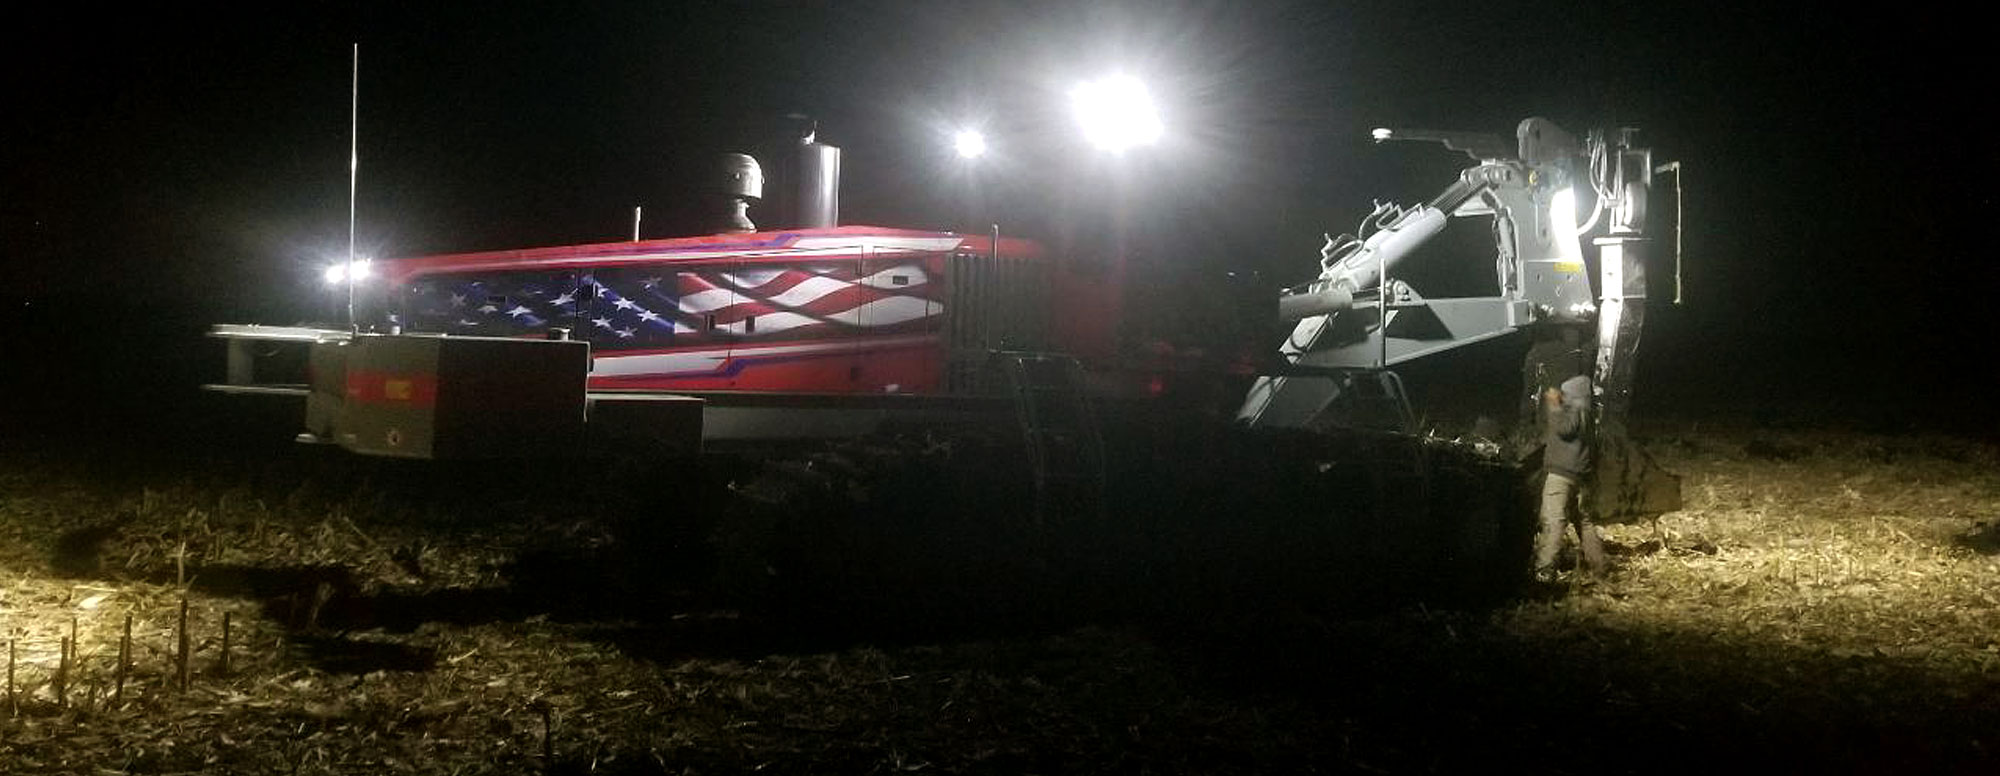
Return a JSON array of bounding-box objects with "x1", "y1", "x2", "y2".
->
[
  {"x1": 1534, "y1": 471, "x2": 1576, "y2": 574},
  {"x1": 1574, "y1": 486, "x2": 1608, "y2": 572}
]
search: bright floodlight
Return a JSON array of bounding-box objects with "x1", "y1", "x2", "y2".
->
[
  {"x1": 324, "y1": 258, "x2": 372, "y2": 285},
  {"x1": 1071, "y1": 75, "x2": 1163, "y2": 152},
  {"x1": 1551, "y1": 187, "x2": 1586, "y2": 261},
  {"x1": 953, "y1": 129, "x2": 987, "y2": 159}
]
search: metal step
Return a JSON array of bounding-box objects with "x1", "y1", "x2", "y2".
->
[{"x1": 994, "y1": 351, "x2": 1106, "y2": 526}]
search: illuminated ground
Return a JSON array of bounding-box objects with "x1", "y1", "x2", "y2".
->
[{"x1": 0, "y1": 422, "x2": 1995, "y2": 774}]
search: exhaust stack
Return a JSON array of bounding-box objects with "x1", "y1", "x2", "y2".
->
[{"x1": 792, "y1": 130, "x2": 840, "y2": 229}]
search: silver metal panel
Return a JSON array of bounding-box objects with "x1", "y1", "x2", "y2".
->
[
  {"x1": 200, "y1": 383, "x2": 310, "y2": 397},
  {"x1": 1240, "y1": 296, "x2": 1522, "y2": 428},
  {"x1": 207, "y1": 324, "x2": 351, "y2": 343}
]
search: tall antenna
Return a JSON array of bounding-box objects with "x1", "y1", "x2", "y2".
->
[{"x1": 346, "y1": 43, "x2": 360, "y2": 331}]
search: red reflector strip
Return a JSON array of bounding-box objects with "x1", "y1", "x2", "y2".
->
[{"x1": 344, "y1": 370, "x2": 439, "y2": 407}]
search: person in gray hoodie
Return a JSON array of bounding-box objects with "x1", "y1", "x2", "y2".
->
[{"x1": 1535, "y1": 373, "x2": 1607, "y2": 580}]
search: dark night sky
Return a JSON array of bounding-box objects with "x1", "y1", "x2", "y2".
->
[{"x1": 2, "y1": 1, "x2": 1991, "y2": 421}]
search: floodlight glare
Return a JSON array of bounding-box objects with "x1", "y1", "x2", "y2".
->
[
  {"x1": 954, "y1": 129, "x2": 987, "y2": 159},
  {"x1": 324, "y1": 258, "x2": 372, "y2": 286},
  {"x1": 1071, "y1": 75, "x2": 1163, "y2": 152}
]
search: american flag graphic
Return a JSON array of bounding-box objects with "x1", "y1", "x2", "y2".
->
[{"x1": 402, "y1": 261, "x2": 944, "y2": 350}]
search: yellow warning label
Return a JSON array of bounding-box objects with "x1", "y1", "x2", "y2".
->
[
  {"x1": 384, "y1": 379, "x2": 413, "y2": 401},
  {"x1": 1554, "y1": 261, "x2": 1584, "y2": 274}
]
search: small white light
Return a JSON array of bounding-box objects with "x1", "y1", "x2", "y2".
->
[
  {"x1": 1071, "y1": 75, "x2": 1163, "y2": 152},
  {"x1": 954, "y1": 130, "x2": 987, "y2": 159},
  {"x1": 1371, "y1": 127, "x2": 1393, "y2": 142}
]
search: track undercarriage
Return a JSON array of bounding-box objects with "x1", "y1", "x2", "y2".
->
[{"x1": 701, "y1": 405, "x2": 1535, "y2": 626}]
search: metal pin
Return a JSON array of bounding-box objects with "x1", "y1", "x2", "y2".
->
[
  {"x1": 116, "y1": 615, "x2": 130, "y2": 704},
  {"x1": 56, "y1": 636, "x2": 69, "y2": 707},
  {"x1": 177, "y1": 598, "x2": 191, "y2": 691}
]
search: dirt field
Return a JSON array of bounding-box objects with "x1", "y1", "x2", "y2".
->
[{"x1": 1, "y1": 420, "x2": 1996, "y2": 774}]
